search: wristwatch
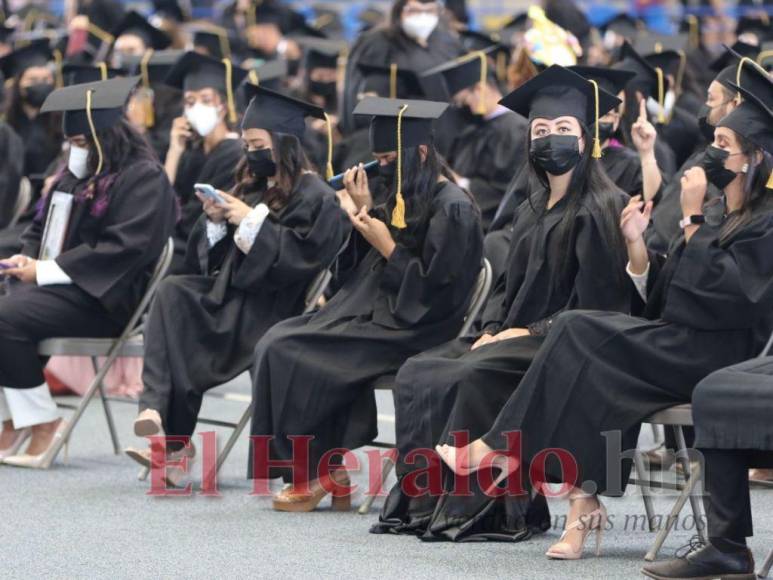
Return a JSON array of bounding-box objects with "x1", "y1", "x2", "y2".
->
[{"x1": 679, "y1": 214, "x2": 706, "y2": 229}]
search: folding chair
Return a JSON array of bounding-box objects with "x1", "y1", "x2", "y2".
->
[
  {"x1": 358, "y1": 258, "x2": 494, "y2": 514},
  {"x1": 34, "y1": 238, "x2": 175, "y2": 469},
  {"x1": 759, "y1": 548, "x2": 773, "y2": 578}
]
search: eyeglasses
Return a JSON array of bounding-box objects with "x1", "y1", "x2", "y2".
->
[{"x1": 403, "y1": 3, "x2": 440, "y2": 17}]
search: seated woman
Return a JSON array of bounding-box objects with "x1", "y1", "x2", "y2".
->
[
  {"x1": 437, "y1": 77, "x2": 773, "y2": 560},
  {"x1": 126, "y1": 86, "x2": 351, "y2": 483},
  {"x1": 375, "y1": 65, "x2": 631, "y2": 539},
  {"x1": 249, "y1": 96, "x2": 484, "y2": 512},
  {"x1": 0, "y1": 77, "x2": 177, "y2": 468}
]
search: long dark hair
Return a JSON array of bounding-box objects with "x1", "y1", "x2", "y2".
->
[
  {"x1": 86, "y1": 117, "x2": 158, "y2": 175},
  {"x1": 231, "y1": 131, "x2": 311, "y2": 211},
  {"x1": 526, "y1": 123, "x2": 627, "y2": 282},
  {"x1": 5, "y1": 78, "x2": 62, "y2": 141},
  {"x1": 720, "y1": 137, "x2": 773, "y2": 244}
]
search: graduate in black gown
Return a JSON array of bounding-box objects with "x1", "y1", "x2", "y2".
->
[
  {"x1": 374, "y1": 66, "x2": 630, "y2": 540},
  {"x1": 437, "y1": 77, "x2": 773, "y2": 561},
  {"x1": 249, "y1": 96, "x2": 483, "y2": 512},
  {"x1": 341, "y1": 0, "x2": 462, "y2": 132},
  {"x1": 423, "y1": 50, "x2": 529, "y2": 230},
  {"x1": 162, "y1": 51, "x2": 248, "y2": 272},
  {"x1": 0, "y1": 77, "x2": 176, "y2": 467},
  {"x1": 0, "y1": 120, "x2": 23, "y2": 229},
  {"x1": 126, "y1": 86, "x2": 350, "y2": 482}
]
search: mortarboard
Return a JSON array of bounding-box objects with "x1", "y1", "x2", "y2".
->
[
  {"x1": 710, "y1": 41, "x2": 759, "y2": 72},
  {"x1": 189, "y1": 24, "x2": 234, "y2": 61},
  {"x1": 164, "y1": 51, "x2": 248, "y2": 123},
  {"x1": 758, "y1": 42, "x2": 773, "y2": 72},
  {"x1": 500, "y1": 64, "x2": 621, "y2": 158},
  {"x1": 62, "y1": 61, "x2": 123, "y2": 86},
  {"x1": 722, "y1": 58, "x2": 773, "y2": 109},
  {"x1": 0, "y1": 38, "x2": 51, "y2": 78},
  {"x1": 353, "y1": 96, "x2": 449, "y2": 228},
  {"x1": 634, "y1": 32, "x2": 689, "y2": 55},
  {"x1": 459, "y1": 28, "x2": 511, "y2": 82},
  {"x1": 122, "y1": 49, "x2": 184, "y2": 127},
  {"x1": 152, "y1": 0, "x2": 190, "y2": 24},
  {"x1": 357, "y1": 62, "x2": 424, "y2": 100},
  {"x1": 422, "y1": 48, "x2": 497, "y2": 111},
  {"x1": 296, "y1": 36, "x2": 347, "y2": 70},
  {"x1": 244, "y1": 58, "x2": 287, "y2": 91},
  {"x1": 41, "y1": 75, "x2": 140, "y2": 173},
  {"x1": 644, "y1": 50, "x2": 687, "y2": 95},
  {"x1": 568, "y1": 65, "x2": 635, "y2": 97},
  {"x1": 615, "y1": 41, "x2": 669, "y2": 121},
  {"x1": 111, "y1": 11, "x2": 172, "y2": 51},
  {"x1": 736, "y1": 14, "x2": 772, "y2": 45}
]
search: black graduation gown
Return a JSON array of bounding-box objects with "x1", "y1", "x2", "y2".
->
[
  {"x1": 0, "y1": 159, "x2": 177, "y2": 388},
  {"x1": 172, "y1": 138, "x2": 243, "y2": 272},
  {"x1": 139, "y1": 174, "x2": 351, "y2": 439},
  {"x1": 446, "y1": 111, "x2": 529, "y2": 230},
  {"x1": 374, "y1": 191, "x2": 631, "y2": 539},
  {"x1": 601, "y1": 144, "x2": 642, "y2": 197},
  {"x1": 334, "y1": 127, "x2": 373, "y2": 174},
  {"x1": 0, "y1": 122, "x2": 24, "y2": 229},
  {"x1": 248, "y1": 181, "x2": 483, "y2": 482},
  {"x1": 657, "y1": 106, "x2": 703, "y2": 168},
  {"x1": 479, "y1": 211, "x2": 773, "y2": 501},
  {"x1": 11, "y1": 113, "x2": 61, "y2": 183}
]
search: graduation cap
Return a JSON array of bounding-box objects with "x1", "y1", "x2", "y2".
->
[
  {"x1": 242, "y1": 83, "x2": 333, "y2": 177},
  {"x1": 500, "y1": 64, "x2": 621, "y2": 159},
  {"x1": 634, "y1": 32, "x2": 689, "y2": 55},
  {"x1": 245, "y1": 58, "x2": 287, "y2": 91},
  {"x1": 459, "y1": 28, "x2": 511, "y2": 82},
  {"x1": 245, "y1": 1, "x2": 284, "y2": 27},
  {"x1": 422, "y1": 49, "x2": 496, "y2": 110},
  {"x1": 41, "y1": 75, "x2": 140, "y2": 173},
  {"x1": 310, "y1": 4, "x2": 344, "y2": 38},
  {"x1": 189, "y1": 24, "x2": 234, "y2": 61},
  {"x1": 679, "y1": 14, "x2": 702, "y2": 51},
  {"x1": 568, "y1": 65, "x2": 634, "y2": 97},
  {"x1": 723, "y1": 58, "x2": 772, "y2": 109},
  {"x1": 710, "y1": 41, "x2": 759, "y2": 72},
  {"x1": 353, "y1": 97, "x2": 449, "y2": 228},
  {"x1": 121, "y1": 49, "x2": 184, "y2": 128},
  {"x1": 357, "y1": 62, "x2": 424, "y2": 100},
  {"x1": 111, "y1": 11, "x2": 172, "y2": 51},
  {"x1": 296, "y1": 36, "x2": 347, "y2": 70},
  {"x1": 0, "y1": 38, "x2": 51, "y2": 79},
  {"x1": 357, "y1": 7, "x2": 384, "y2": 32},
  {"x1": 152, "y1": 0, "x2": 190, "y2": 24},
  {"x1": 645, "y1": 50, "x2": 687, "y2": 95},
  {"x1": 501, "y1": 12, "x2": 530, "y2": 35},
  {"x1": 736, "y1": 14, "x2": 772, "y2": 45},
  {"x1": 62, "y1": 61, "x2": 122, "y2": 86},
  {"x1": 164, "y1": 51, "x2": 248, "y2": 123},
  {"x1": 758, "y1": 42, "x2": 773, "y2": 72},
  {"x1": 615, "y1": 41, "x2": 669, "y2": 122}
]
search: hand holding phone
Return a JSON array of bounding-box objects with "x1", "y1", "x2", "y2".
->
[
  {"x1": 195, "y1": 183, "x2": 226, "y2": 205},
  {"x1": 329, "y1": 160, "x2": 379, "y2": 191}
]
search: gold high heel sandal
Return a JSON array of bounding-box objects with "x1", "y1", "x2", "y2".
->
[
  {"x1": 0, "y1": 428, "x2": 32, "y2": 462},
  {"x1": 3, "y1": 420, "x2": 70, "y2": 469},
  {"x1": 272, "y1": 469, "x2": 352, "y2": 512},
  {"x1": 546, "y1": 494, "x2": 608, "y2": 560}
]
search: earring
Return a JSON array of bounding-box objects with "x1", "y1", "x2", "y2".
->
[{"x1": 741, "y1": 163, "x2": 749, "y2": 173}]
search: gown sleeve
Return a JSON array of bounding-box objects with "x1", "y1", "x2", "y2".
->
[
  {"x1": 375, "y1": 197, "x2": 483, "y2": 327},
  {"x1": 230, "y1": 177, "x2": 351, "y2": 293},
  {"x1": 664, "y1": 213, "x2": 773, "y2": 330}
]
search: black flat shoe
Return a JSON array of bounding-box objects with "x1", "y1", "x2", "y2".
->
[{"x1": 641, "y1": 544, "x2": 755, "y2": 580}]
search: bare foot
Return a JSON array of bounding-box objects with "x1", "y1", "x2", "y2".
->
[
  {"x1": 0, "y1": 420, "x2": 22, "y2": 450},
  {"x1": 436, "y1": 438, "x2": 516, "y2": 474},
  {"x1": 24, "y1": 418, "x2": 62, "y2": 456}
]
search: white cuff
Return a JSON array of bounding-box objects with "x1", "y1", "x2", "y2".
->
[
  {"x1": 206, "y1": 220, "x2": 228, "y2": 248},
  {"x1": 234, "y1": 203, "x2": 270, "y2": 254},
  {"x1": 626, "y1": 261, "x2": 650, "y2": 302},
  {"x1": 36, "y1": 260, "x2": 72, "y2": 286}
]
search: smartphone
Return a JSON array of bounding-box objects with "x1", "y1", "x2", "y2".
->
[
  {"x1": 328, "y1": 160, "x2": 380, "y2": 191},
  {"x1": 194, "y1": 183, "x2": 226, "y2": 205},
  {"x1": 0, "y1": 263, "x2": 12, "y2": 270}
]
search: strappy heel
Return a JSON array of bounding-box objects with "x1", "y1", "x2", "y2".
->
[{"x1": 546, "y1": 494, "x2": 608, "y2": 560}]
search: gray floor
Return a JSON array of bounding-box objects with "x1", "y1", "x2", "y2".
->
[{"x1": 2, "y1": 374, "x2": 771, "y2": 580}]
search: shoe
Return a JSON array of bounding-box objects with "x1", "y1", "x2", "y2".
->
[
  {"x1": 3, "y1": 420, "x2": 69, "y2": 469},
  {"x1": 159, "y1": 443, "x2": 196, "y2": 488},
  {"x1": 125, "y1": 446, "x2": 152, "y2": 468},
  {"x1": 0, "y1": 428, "x2": 32, "y2": 462},
  {"x1": 272, "y1": 469, "x2": 352, "y2": 512},
  {"x1": 435, "y1": 442, "x2": 519, "y2": 495},
  {"x1": 134, "y1": 409, "x2": 164, "y2": 438},
  {"x1": 749, "y1": 468, "x2": 773, "y2": 489},
  {"x1": 641, "y1": 544, "x2": 756, "y2": 579},
  {"x1": 546, "y1": 494, "x2": 607, "y2": 560}
]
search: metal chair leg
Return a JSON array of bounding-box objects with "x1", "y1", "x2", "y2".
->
[
  {"x1": 634, "y1": 449, "x2": 657, "y2": 532},
  {"x1": 92, "y1": 357, "x2": 121, "y2": 455},
  {"x1": 674, "y1": 425, "x2": 707, "y2": 542},
  {"x1": 758, "y1": 547, "x2": 773, "y2": 578},
  {"x1": 358, "y1": 450, "x2": 396, "y2": 515},
  {"x1": 204, "y1": 403, "x2": 253, "y2": 483}
]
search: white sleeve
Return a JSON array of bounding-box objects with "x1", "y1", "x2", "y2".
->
[
  {"x1": 234, "y1": 203, "x2": 270, "y2": 255},
  {"x1": 626, "y1": 261, "x2": 650, "y2": 302},
  {"x1": 206, "y1": 220, "x2": 229, "y2": 248},
  {"x1": 36, "y1": 260, "x2": 73, "y2": 286}
]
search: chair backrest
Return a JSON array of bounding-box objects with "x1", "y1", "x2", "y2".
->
[
  {"x1": 761, "y1": 327, "x2": 773, "y2": 358},
  {"x1": 125, "y1": 237, "x2": 175, "y2": 338},
  {"x1": 10, "y1": 177, "x2": 31, "y2": 227},
  {"x1": 457, "y1": 258, "x2": 493, "y2": 337},
  {"x1": 303, "y1": 269, "x2": 333, "y2": 314}
]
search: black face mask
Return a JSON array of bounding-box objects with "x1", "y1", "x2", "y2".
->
[
  {"x1": 701, "y1": 145, "x2": 739, "y2": 190},
  {"x1": 23, "y1": 82, "x2": 54, "y2": 108},
  {"x1": 310, "y1": 80, "x2": 336, "y2": 98},
  {"x1": 529, "y1": 134, "x2": 581, "y2": 176},
  {"x1": 697, "y1": 104, "x2": 716, "y2": 142},
  {"x1": 246, "y1": 148, "x2": 277, "y2": 179},
  {"x1": 378, "y1": 160, "x2": 397, "y2": 188},
  {"x1": 598, "y1": 121, "x2": 616, "y2": 143}
]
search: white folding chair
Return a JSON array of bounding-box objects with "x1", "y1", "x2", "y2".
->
[
  {"x1": 358, "y1": 258, "x2": 494, "y2": 514},
  {"x1": 35, "y1": 238, "x2": 175, "y2": 469}
]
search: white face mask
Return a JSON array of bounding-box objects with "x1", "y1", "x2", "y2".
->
[
  {"x1": 646, "y1": 89, "x2": 676, "y2": 122},
  {"x1": 185, "y1": 103, "x2": 221, "y2": 137},
  {"x1": 68, "y1": 144, "x2": 90, "y2": 179},
  {"x1": 402, "y1": 13, "x2": 439, "y2": 42}
]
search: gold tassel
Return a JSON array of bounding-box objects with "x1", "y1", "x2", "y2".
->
[
  {"x1": 222, "y1": 58, "x2": 237, "y2": 124},
  {"x1": 654, "y1": 42, "x2": 663, "y2": 53},
  {"x1": 496, "y1": 51, "x2": 506, "y2": 83},
  {"x1": 97, "y1": 61, "x2": 108, "y2": 80},
  {"x1": 87, "y1": 22, "x2": 115, "y2": 45},
  {"x1": 389, "y1": 63, "x2": 397, "y2": 100},
  {"x1": 52, "y1": 49, "x2": 64, "y2": 88},
  {"x1": 86, "y1": 89, "x2": 104, "y2": 174},
  {"x1": 217, "y1": 27, "x2": 231, "y2": 60},
  {"x1": 687, "y1": 15, "x2": 699, "y2": 50},
  {"x1": 249, "y1": 69, "x2": 259, "y2": 85},
  {"x1": 476, "y1": 50, "x2": 487, "y2": 115},
  {"x1": 588, "y1": 79, "x2": 602, "y2": 159},
  {"x1": 391, "y1": 104, "x2": 409, "y2": 229},
  {"x1": 767, "y1": 171, "x2": 773, "y2": 190},
  {"x1": 655, "y1": 67, "x2": 666, "y2": 124},
  {"x1": 323, "y1": 112, "x2": 334, "y2": 180},
  {"x1": 140, "y1": 50, "x2": 155, "y2": 128},
  {"x1": 675, "y1": 50, "x2": 687, "y2": 97}
]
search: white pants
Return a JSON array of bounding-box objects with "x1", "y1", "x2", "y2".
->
[{"x1": 0, "y1": 385, "x2": 59, "y2": 429}]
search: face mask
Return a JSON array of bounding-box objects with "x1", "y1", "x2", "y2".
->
[
  {"x1": 402, "y1": 13, "x2": 438, "y2": 42},
  {"x1": 701, "y1": 146, "x2": 741, "y2": 190},
  {"x1": 378, "y1": 160, "x2": 397, "y2": 188},
  {"x1": 246, "y1": 148, "x2": 277, "y2": 178},
  {"x1": 529, "y1": 134, "x2": 581, "y2": 176},
  {"x1": 646, "y1": 90, "x2": 676, "y2": 122},
  {"x1": 23, "y1": 82, "x2": 54, "y2": 108},
  {"x1": 310, "y1": 80, "x2": 336, "y2": 98},
  {"x1": 68, "y1": 144, "x2": 90, "y2": 179},
  {"x1": 185, "y1": 103, "x2": 221, "y2": 137},
  {"x1": 697, "y1": 104, "x2": 715, "y2": 142},
  {"x1": 598, "y1": 121, "x2": 616, "y2": 142}
]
